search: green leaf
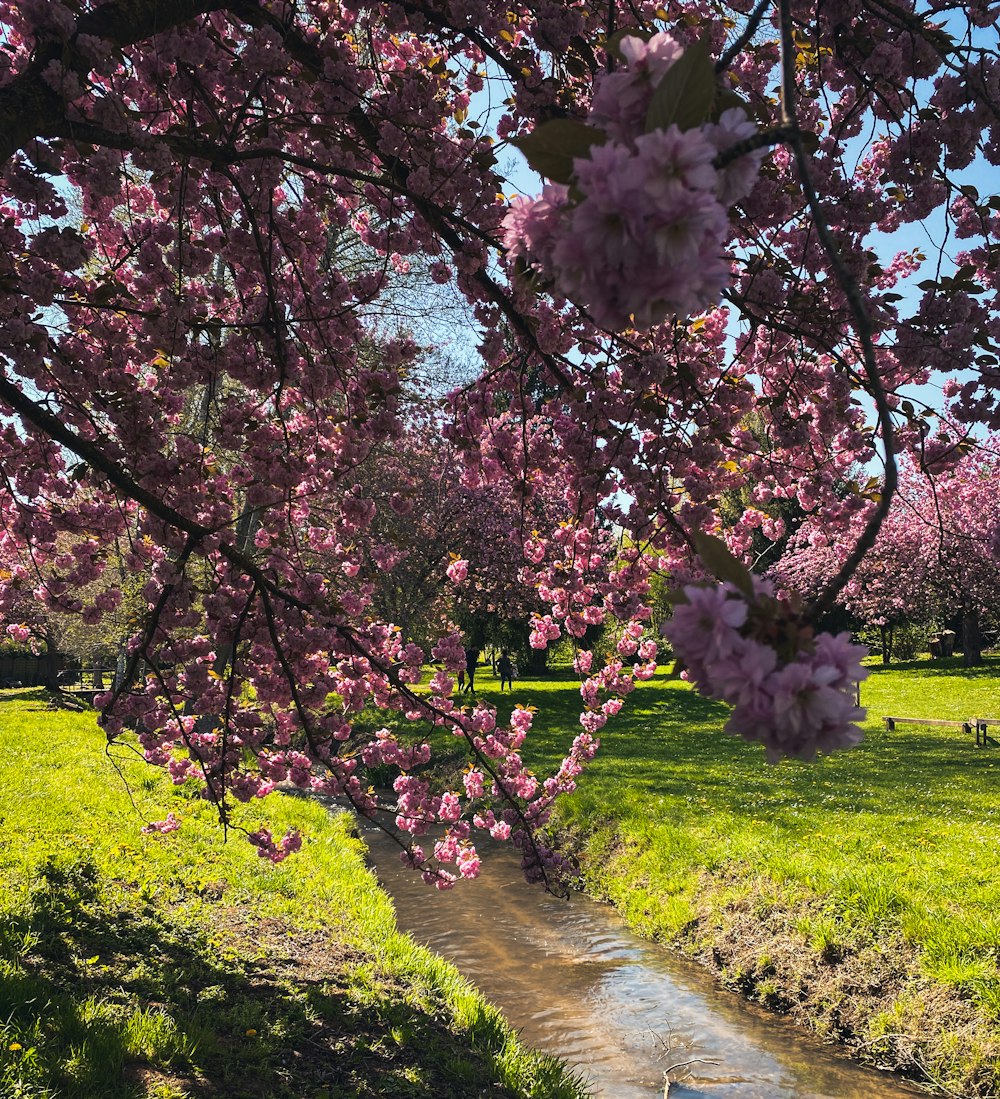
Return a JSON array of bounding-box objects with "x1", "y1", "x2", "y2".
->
[
  {"x1": 799, "y1": 129, "x2": 821, "y2": 155},
  {"x1": 691, "y1": 531, "x2": 754, "y2": 597},
  {"x1": 712, "y1": 88, "x2": 749, "y2": 121},
  {"x1": 511, "y1": 120, "x2": 607, "y2": 183},
  {"x1": 644, "y1": 38, "x2": 716, "y2": 134}
]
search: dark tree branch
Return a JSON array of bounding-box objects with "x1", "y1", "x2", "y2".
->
[
  {"x1": 716, "y1": 0, "x2": 773, "y2": 73},
  {"x1": 713, "y1": 124, "x2": 795, "y2": 169},
  {"x1": 0, "y1": 370, "x2": 314, "y2": 615},
  {"x1": 776, "y1": 0, "x2": 899, "y2": 617}
]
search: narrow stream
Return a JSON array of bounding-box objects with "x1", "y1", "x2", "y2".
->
[{"x1": 357, "y1": 817, "x2": 926, "y2": 1099}]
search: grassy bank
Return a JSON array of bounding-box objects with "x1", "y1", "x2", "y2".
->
[
  {"x1": 474, "y1": 657, "x2": 1000, "y2": 1096},
  {"x1": 0, "y1": 688, "x2": 585, "y2": 1099}
]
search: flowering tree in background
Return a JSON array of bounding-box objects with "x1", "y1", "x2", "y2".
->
[
  {"x1": 772, "y1": 499, "x2": 933, "y2": 664},
  {"x1": 349, "y1": 423, "x2": 555, "y2": 653},
  {"x1": 775, "y1": 444, "x2": 1000, "y2": 666},
  {"x1": 0, "y1": 525, "x2": 142, "y2": 685},
  {"x1": 0, "y1": 0, "x2": 999, "y2": 883}
]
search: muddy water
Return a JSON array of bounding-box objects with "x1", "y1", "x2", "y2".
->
[{"x1": 358, "y1": 818, "x2": 926, "y2": 1099}]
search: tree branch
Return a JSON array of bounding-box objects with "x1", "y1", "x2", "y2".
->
[
  {"x1": 777, "y1": 0, "x2": 898, "y2": 618},
  {"x1": 716, "y1": 0, "x2": 773, "y2": 74},
  {"x1": 0, "y1": 370, "x2": 313, "y2": 615},
  {"x1": 0, "y1": 0, "x2": 228, "y2": 168}
]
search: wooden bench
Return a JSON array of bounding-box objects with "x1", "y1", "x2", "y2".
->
[
  {"x1": 884, "y1": 716, "x2": 974, "y2": 740},
  {"x1": 974, "y1": 718, "x2": 1000, "y2": 748}
]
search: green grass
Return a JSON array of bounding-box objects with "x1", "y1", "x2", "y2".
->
[
  {"x1": 468, "y1": 656, "x2": 1000, "y2": 1094},
  {"x1": 0, "y1": 688, "x2": 586, "y2": 1099}
]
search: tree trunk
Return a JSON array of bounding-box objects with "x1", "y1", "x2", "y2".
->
[
  {"x1": 962, "y1": 607, "x2": 984, "y2": 667},
  {"x1": 527, "y1": 646, "x2": 548, "y2": 675},
  {"x1": 42, "y1": 628, "x2": 60, "y2": 690},
  {"x1": 880, "y1": 624, "x2": 893, "y2": 666}
]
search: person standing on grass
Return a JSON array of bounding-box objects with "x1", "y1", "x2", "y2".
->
[
  {"x1": 497, "y1": 650, "x2": 514, "y2": 692},
  {"x1": 463, "y1": 647, "x2": 479, "y2": 692}
]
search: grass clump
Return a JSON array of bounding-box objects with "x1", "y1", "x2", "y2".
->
[{"x1": 0, "y1": 688, "x2": 586, "y2": 1099}]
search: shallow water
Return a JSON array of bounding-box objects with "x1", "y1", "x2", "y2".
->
[{"x1": 359, "y1": 818, "x2": 926, "y2": 1099}]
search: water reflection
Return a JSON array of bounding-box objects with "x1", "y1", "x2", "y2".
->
[{"x1": 358, "y1": 817, "x2": 925, "y2": 1099}]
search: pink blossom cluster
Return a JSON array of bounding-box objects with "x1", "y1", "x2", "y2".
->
[
  {"x1": 248, "y1": 827, "x2": 304, "y2": 864},
  {"x1": 361, "y1": 729, "x2": 432, "y2": 771},
  {"x1": 664, "y1": 581, "x2": 868, "y2": 762},
  {"x1": 503, "y1": 34, "x2": 765, "y2": 330},
  {"x1": 528, "y1": 612, "x2": 562, "y2": 648},
  {"x1": 378, "y1": 700, "x2": 601, "y2": 888},
  {"x1": 445, "y1": 557, "x2": 469, "y2": 583},
  {"x1": 141, "y1": 812, "x2": 181, "y2": 835}
]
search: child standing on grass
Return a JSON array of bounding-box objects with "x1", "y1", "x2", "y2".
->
[{"x1": 497, "y1": 650, "x2": 514, "y2": 692}]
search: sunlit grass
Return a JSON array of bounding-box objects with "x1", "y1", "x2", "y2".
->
[
  {"x1": 0, "y1": 688, "x2": 585, "y2": 1099},
  {"x1": 474, "y1": 656, "x2": 1000, "y2": 1091}
]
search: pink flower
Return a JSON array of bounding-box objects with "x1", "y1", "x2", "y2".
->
[
  {"x1": 574, "y1": 650, "x2": 594, "y2": 675},
  {"x1": 666, "y1": 581, "x2": 868, "y2": 762},
  {"x1": 456, "y1": 847, "x2": 481, "y2": 879},
  {"x1": 463, "y1": 770, "x2": 485, "y2": 798},
  {"x1": 550, "y1": 134, "x2": 731, "y2": 330},
  {"x1": 706, "y1": 108, "x2": 768, "y2": 205},
  {"x1": 446, "y1": 558, "x2": 469, "y2": 583},
  {"x1": 501, "y1": 184, "x2": 569, "y2": 268},
  {"x1": 663, "y1": 583, "x2": 749, "y2": 681},
  {"x1": 142, "y1": 812, "x2": 181, "y2": 835},
  {"x1": 634, "y1": 126, "x2": 718, "y2": 196},
  {"x1": 590, "y1": 32, "x2": 684, "y2": 141}
]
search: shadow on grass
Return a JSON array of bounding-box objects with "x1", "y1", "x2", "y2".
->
[
  {"x1": 865, "y1": 655, "x2": 1000, "y2": 679},
  {"x1": 0, "y1": 686, "x2": 92, "y2": 712},
  {"x1": 1, "y1": 854, "x2": 519, "y2": 1099},
  {"x1": 497, "y1": 668, "x2": 1000, "y2": 832}
]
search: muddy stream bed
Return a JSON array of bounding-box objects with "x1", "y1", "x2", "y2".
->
[{"x1": 357, "y1": 816, "x2": 926, "y2": 1099}]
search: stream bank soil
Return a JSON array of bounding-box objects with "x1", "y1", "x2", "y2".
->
[{"x1": 676, "y1": 870, "x2": 997, "y2": 1096}]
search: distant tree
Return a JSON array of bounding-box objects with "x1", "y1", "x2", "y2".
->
[
  {"x1": 0, "y1": 525, "x2": 144, "y2": 685},
  {"x1": 350, "y1": 425, "x2": 551, "y2": 655},
  {"x1": 773, "y1": 445, "x2": 1000, "y2": 665}
]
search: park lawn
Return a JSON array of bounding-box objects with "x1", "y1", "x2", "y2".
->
[
  {"x1": 0, "y1": 688, "x2": 585, "y2": 1099},
  {"x1": 473, "y1": 656, "x2": 1000, "y2": 1096}
]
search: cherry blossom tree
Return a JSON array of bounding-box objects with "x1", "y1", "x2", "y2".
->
[
  {"x1": 771, "y1": 494, "x2": 933, "y2": 663},
  {"x1": 773, "y1": 442, "x2": 1000, "y2": 665},
  {"x1": 348, "y1": 423, "x2": 554, "y2": 652},
  {"x1": 0, "y1": 524, "x2": 142, "y2": 685},
  {"x1": 0, "y1": 0, "x2": 999, "y2": 881}
]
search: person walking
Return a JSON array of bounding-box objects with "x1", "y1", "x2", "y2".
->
[
  {"x1": 497, "y1": 650, "x2": 514, "y2": 692},
  {"x1": 463, "y1": 647, "x2": 479, "y2": 692}
]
